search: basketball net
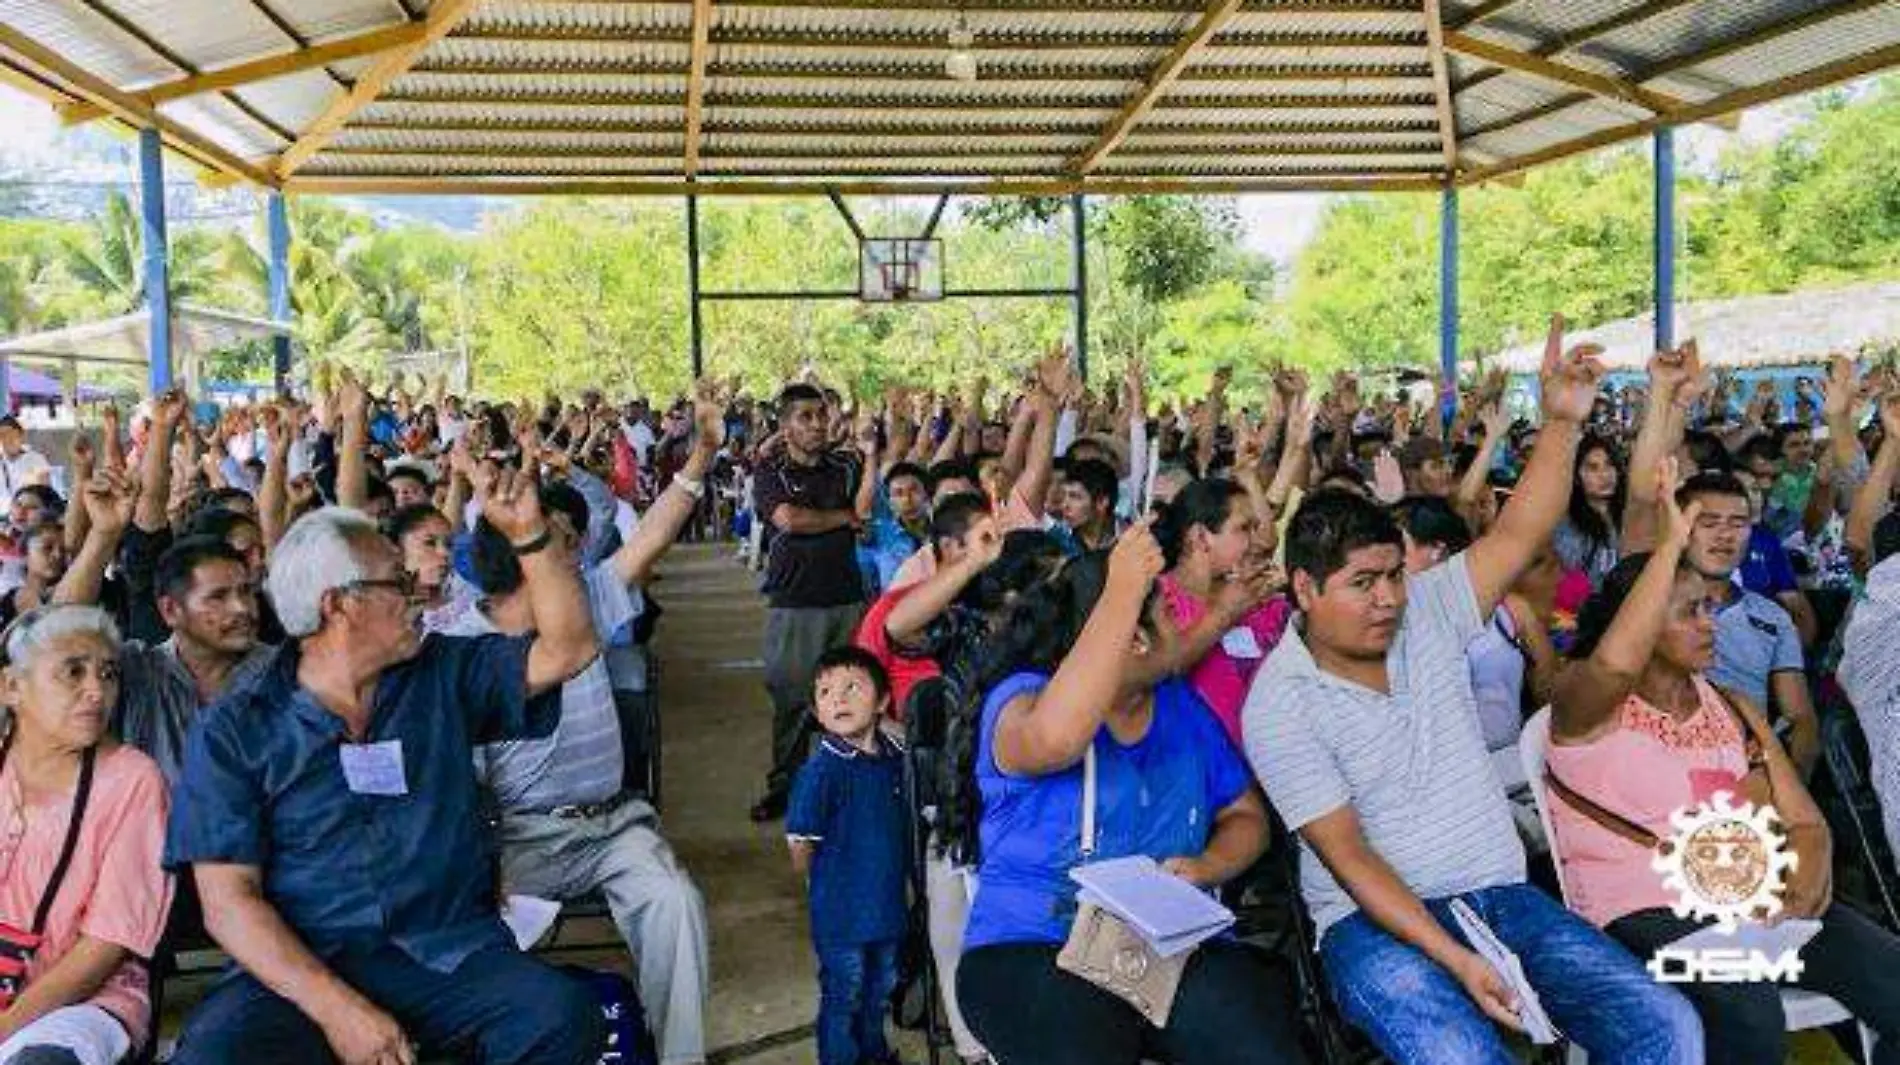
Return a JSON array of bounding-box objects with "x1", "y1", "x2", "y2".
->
[{"x1": 880, "y1": 255, "x2": 919, "y2": 301}]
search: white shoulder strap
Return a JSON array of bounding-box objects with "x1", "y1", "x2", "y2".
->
[{"x1": 1079, "y1": 742, "x2": 1098, "y2": 860}]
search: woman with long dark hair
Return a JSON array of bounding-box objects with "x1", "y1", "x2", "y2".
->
[
  {"x1": 1150, "y1": 478, "x2": 1288, "y2": 748},
  {"x1": 1551, "y1": 434, "x2": 1625, "y2": 587},
  {"x1": 941, "y1": 527, "x2": 1305, "y2": 1065},
  {"x1": 1548, "y1": 465, "x2": 1900, "y2": 1064}
]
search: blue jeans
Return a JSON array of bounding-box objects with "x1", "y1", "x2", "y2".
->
[
  {"x1": 815, "y1": 939, "x2": 900, "y2": 1065},
  {"x1": 170, "y1": 944, "x2": 605, "y2": 1065},
  {"x1": 1319, "y1": 883, "x2": 1702, "y2": 1065}
]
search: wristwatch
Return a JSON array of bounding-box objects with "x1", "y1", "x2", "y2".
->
[{"x1": 510, "y1": 526, "x2": 552, "y2": 556}]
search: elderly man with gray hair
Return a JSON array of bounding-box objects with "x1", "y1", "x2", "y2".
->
[{"x1": 164, "y1": 473, "x2": 607, "y2": 1065}]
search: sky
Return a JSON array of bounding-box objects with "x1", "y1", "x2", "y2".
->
[{"x1": 0, "y1": 81, "x2": 1807, "y2": 266}]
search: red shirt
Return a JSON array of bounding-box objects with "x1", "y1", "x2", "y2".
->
[{"x1": 854, "y1": 583, "x2": 941, "y2": 722}]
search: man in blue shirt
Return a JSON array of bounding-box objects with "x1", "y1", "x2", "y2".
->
[{"x1": 166, "y1": 488, "x2": 606, "y2": 1065}]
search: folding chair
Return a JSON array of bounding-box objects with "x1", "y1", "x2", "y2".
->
[
  {"x1": 1819, "y1": 707, "x2": 1900, "y2": 929},
  {"x1": 898, "y1": 677, "x2": 951, "y2": 1065},
  {"x1": 1519, "y1": 709, "x2": 1877, "y2": 1064}
]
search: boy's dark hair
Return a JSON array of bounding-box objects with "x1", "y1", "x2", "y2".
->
[
  {"x1": 156, "y1": 536, "x2": 248, "y2": 603},
  {"x1": 885, "y1": 462, "x2": 928, "y2": 491},
  {"x1": 383, "y1": 503, "x2": 447, "y2": 544},
  {"x1": 778, "y1": 383, "x2": 825, "y2": 409},
  {"x1": 365, "y1": 476, "x2": 395, "y2": 507},
  {"x1": 1737, "y1": 434, "x2": 1780, "y2": 467},
  {"x1": 1284, "y1": 489, "x2": 1404, "y2": 590},
  {"x1": 470, "y1": 481, "x2": 590, "y2": 596},
  {"x1": 12, "y1": 483, "x2": 61, "y2": 513},
  {"x1": 1676, "y1": 470, "x2": 1750, "y2": 509},
  {"x1": 926, "y1": 458, "x2": 977, "y2": 493},
  {"x1": 201, "y1": 486, "x2": 251, "y2": 511},
  {"x1": 1064, "y1": 457, "x2": 1119, "y2": 510},
  {"x1": 1392, "y1": 494, "x2": 1473, "y2": 556},
  {"x1": 931, "y1": 491, "x2": 991, "y2": 546},
  {"x1": 387, "y1": 465, "x2": 431, "y2": 490},
  {"x1": 183, "y1": 505, "x2": 259, "y2": 543},
  {"x1": 1154, "y1": 478, "x2": 1245, "y2": 571},
  {"x1": 813, "y1": 645, "x2": 890, "y2": 705},
  {"x1": 1683, "y1": 431, "x2": 1733, "y2": 474}
]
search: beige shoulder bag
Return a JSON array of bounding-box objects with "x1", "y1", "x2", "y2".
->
[{"x1": 1054, "y1": 744, "x2": 1190, "y2": 1027}]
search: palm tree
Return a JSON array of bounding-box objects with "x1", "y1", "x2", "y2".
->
[{"x1": 56, "y1": 191, "x2": 225, "y2": 314}]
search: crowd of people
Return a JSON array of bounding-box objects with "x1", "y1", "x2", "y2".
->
[{"x1": 0, "y1": 318, "x2": 1898, "y2": 1065}]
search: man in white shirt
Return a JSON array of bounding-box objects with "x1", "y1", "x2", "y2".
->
[{"x1": 0, "y1": 415, "x2": 52, "y2": 501}]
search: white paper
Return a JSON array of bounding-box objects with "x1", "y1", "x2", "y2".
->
[
  {"x1": 1670, "y1": 917, "x2": 1823, "y2": 958},
  {"x1": 1449, "y1": 899, "x2": 1560, "y2": 1045},
  {"x1": 501, "y1": 895, "x2": 564, "y2": 950},
  {"x1": 1071, "y1": 856, "x2": 1235, "y2": 959},
  {"x1": 338, "y1": 740, "x2": 408, "y2": 796},
  {"x1": 1220, "y1": 626, "x2": 1264, "y2": 660}
]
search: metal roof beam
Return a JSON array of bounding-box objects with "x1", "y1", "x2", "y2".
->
[
  {"x1": 404, "y1": 58, "x2": 1434, "y2": 83},
  {"x1": 1459, "y1": 39, "x2": 1900, "y2": 187},
  {"x1": 1444, "y1": 30, "x2": 1687, "y2": 115},
  {"x1": 346, "y1": 115, "x2": 1439, "y2": 136},
  {"x1": 321, "y1": 141, "x2": 1436, "y2": 160},
  {"x1": 375, "y1": 88, "x2": 1433, "y2": 110},
  {"x1": 1422, "y1": 0, "x2": 1457, "y2": 174},
  {"x1": 284, "y1": 175, "x2": 1445, "y2": 196},
  {"x1": 691, "y1": 0, "x2": 1414, "y2": 10},
  {"x1": 271, "y1": 0, "x2": 483, "y2": 180},
  {"x1": 450, "y1": 24, "x2": 1423, "y2": 51},
  {"x1": 684, "y1": 0, "x2": 713, "y2": 175},
  {"x1": 58, "y1": 22, "x2": 427, "y2": 125},
  {"x1": 0, "y1": 21, "x2": 275, "y2": 186},
  {"x1": 1452, "y1": 0, "x2": 1701, "y2": 97},
  {"x1": 1445, "y1": 0, "x2": 1527, "y2": 33}
]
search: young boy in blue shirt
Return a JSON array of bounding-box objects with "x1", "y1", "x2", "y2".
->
[{"x1": 786, "y1": 646, "x2": 909, "y2": 1065}]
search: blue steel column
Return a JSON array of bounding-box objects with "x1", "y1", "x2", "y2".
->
[
  {"x1": 268, "y1": 192, "x2": 292, "y2": 392},
  {"x1": 1071, "y1": 192, "x2": 1089, "y2": 381},
  {"x1": 139, "y1": 128, "x2": 172, "y2": 394},
  {"x1": 1653, "y1": 127, "x2": 1677, "y2": 352},
  {"x1": 1439, "y1": 185, "x2": 1459, "y2": 426}
]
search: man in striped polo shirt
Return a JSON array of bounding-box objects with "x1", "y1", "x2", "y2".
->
[{"x1": 1244, "y1": 320, "x2": 1703, "y2": 1065}]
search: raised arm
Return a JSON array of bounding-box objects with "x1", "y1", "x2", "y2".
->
[
  {"x1": 1551, "y1": 463, "x2": 1697, "y2": 742},
  {"x1": 196, "y1": 864, "x2": 415, "y2": 1065},
  {"x1": 334, "y1": 370, "x2": 369, "y2": 512},
  {"x1": 1453, "y1": 403, "x2": 1509, "y2": 532},
  {"x1": 63, "y1": 431, "x2": 96, "y2": 553},
  {"x1": 885, "y1": 516, "x2": 1003, "y2": 646},
  {"x1": 53, "y1": 470, "x2": 137, "y2": 607},
  {"x1": 991, "y1": 523, "x2": 1162, "y2": 776},
  {"x1": 99, "y1": 403, "x2": 125, "y2": 475},
  {"x1": 134, "y1": 391, "x2": 184, "y2": 533},
  {"x1": 478, "y1": 465, "x2": 598, "y2": 693},
  {"x1": 612, "y1": 385, "x2": 725, "y2": 586},
  {"x1": 1466, "y1": 315, "x2": 1600, "y2": 618},
  {"x1": 1846, "y1": 392, "x2": 1900, "y2": 572},
  {"x1": 258, "y1": 404, "x2": 292, "y2": 553},
  {"x1": 1621, "y1": 341, "x2": 1701, "y2": 554}
]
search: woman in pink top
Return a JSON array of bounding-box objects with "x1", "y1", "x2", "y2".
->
[
  {"x1": 1152, "y1": 479, "x2": 1290, "y2": 747},
  {"x1": 0, "y1": 606, "x2": 172, "y2": 1065},
  {"x1": 1549, "y1": 471, "x2": 1900, "y2": 1065}
]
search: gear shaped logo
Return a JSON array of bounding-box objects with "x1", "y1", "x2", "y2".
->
[{"x1": 1652, "y1": 792, "x2": 1796, "y2": 932}]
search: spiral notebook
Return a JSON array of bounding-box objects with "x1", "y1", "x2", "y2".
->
[{"x1": 1070, "y1": 856, "x2": 1236, "y2": 959}]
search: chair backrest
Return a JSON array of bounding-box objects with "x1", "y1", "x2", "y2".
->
[
  {"x1": 1822, "y1": 706, "x2": 1874, "y2": 794},
  {"x1": 1517, "y1": 707, "x2": 1572, "y2": 903}
]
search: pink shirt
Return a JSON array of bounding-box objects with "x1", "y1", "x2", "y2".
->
[
  {"x1": 889, "y1": 484, "x2": 1042, "y2": 591},
  {"x1": 0, "y1": 744, "x2": 173, "y2": 1046},
  {"x1": 1545, "y1": 677, "x2": 1750, "y2": 928},
  {"x1": 1157, "y1": 573, "x2": 1294, "y2": 748}
]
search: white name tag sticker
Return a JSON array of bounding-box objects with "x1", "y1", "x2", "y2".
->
[
  {"x1": 339, "y1": 740, "x2": 409, "y2": 797},
  {"x1": 1220, "y1": 626, "x2": 1263, "y2": 660}
]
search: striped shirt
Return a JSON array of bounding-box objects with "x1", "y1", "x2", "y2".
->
[
  {"x1": 1840, "y1": 554, "x2": 1900, "y2": 866},
  {"x1": 1242, "y1": 556, "x2": 1526, "y2": 936},
  {"x1": 446, "y1": 563, "x2": 640, "y2": 812}
]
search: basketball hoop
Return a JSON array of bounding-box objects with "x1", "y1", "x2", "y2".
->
[{"x1": 860, "y1": 237, "x2": 944, "y2": 303}]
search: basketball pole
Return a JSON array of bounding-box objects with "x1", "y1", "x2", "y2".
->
[
  {"x1": 1070, "y1": 192, "x2": 1090, "y2": 381},
  {"x1": 687, "y1": 191, "x2": 705, "y2": 379}
]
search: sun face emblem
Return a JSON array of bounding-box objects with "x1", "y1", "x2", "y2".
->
[{"x1": 1652, "y1": 792, "x2": 1796, "y2": 932}]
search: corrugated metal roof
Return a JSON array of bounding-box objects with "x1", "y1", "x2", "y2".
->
[{"x1": 2, "y1": 0, "x2": 1895, "y2": 191}]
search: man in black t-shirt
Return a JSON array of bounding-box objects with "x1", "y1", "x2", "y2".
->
[{"x1": 749, "y1": 383, "x2": 871, "y2": 821}]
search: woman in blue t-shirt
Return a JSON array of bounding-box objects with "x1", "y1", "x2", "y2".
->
[{"x1": 941, "y1": 525, "x2": 1307, "y2": 1065}]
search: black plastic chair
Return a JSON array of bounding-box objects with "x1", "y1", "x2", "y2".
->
[
  {"x1": 893, "y1": 676, "x2": 950, "y2": 1065},
  {"x1": 1820, "y1": 706, "x2": 1900, "y2": 929}
]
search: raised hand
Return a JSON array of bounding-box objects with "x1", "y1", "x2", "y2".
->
[
  {"x1": 83, "y1": 468, "x2": 139, "y2": 536},
  {"x1": 692, "y1": 380, "x2": 727, "y2": 452},
  {"x1": 480, "y1": 465, "x2": 547, "y2": 544},
  {"x1": 1372, "y1": 449, "x2": 1405, "y2": 504},
  {"x1": 1648, "y1": 338, "x2": 1704, "y2": 409},
  {"x1": 1480, "y1": 402, "x2": 1510, "y2": 442},
  {"x1": 1656, "y1": 456, "x2": 1700, "y2": 552},
  {"x1": 1107, "y1": 518, "x2": 1165, "y2": 598},
  {"x1": 1538, "y1": 314, "x2": 1606, "y2": 425},
  {"x1": 70, "y1": 431, "x2": 96, "y2": 477}
]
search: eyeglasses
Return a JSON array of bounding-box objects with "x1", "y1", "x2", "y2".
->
[{"x1": 341, "y1": 573, "x2": 420, "y2": 602}]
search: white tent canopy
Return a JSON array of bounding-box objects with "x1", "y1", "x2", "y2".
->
[
  {"x1": 0, "y1": 304, "x2": 293, "y2": 400},
  {"x1": 1479, "y1": 281, "x2": 1900, "y2": 375}
]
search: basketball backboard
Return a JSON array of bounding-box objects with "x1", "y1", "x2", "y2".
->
[{"x1": 860, "y1": 238, "x2": 944, "y2": 303}]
